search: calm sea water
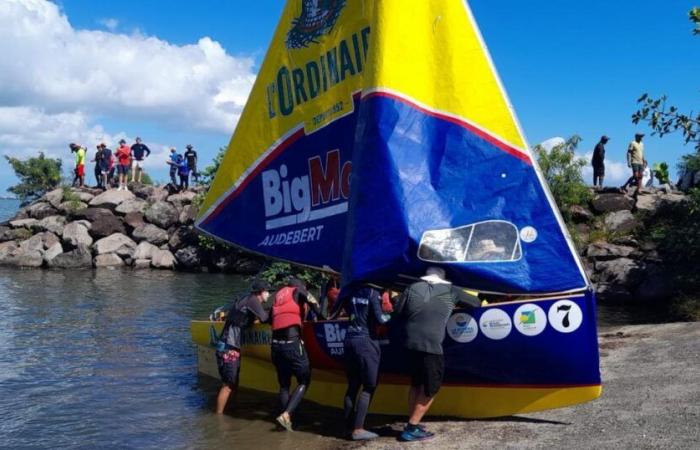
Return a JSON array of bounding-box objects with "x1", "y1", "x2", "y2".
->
[{"x1": 0, "y1": 198, "x2": 21, "y2": 222}]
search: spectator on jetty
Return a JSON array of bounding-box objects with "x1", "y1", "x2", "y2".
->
[
  {"x1": 184, "y1": 144, "x2": 199, "y2": 183},
  {"x1": 177, "y1": 154, "x2": 191, "y2": 191},
  {"x1": 69, "y1": 143, "x2": 86, "y2": 188},
  {"x1": 167, "y1": 148, "x2": 179, "y2": 187},
  {"x1": 130, "y1": 137, "x2": 151, "y2": 184},
  {"x1": 623, "y1": 133, "x2": 645, "y2": 196},
  {"x1": 214, "y1": 280, "x2": 271, "y2": 414},
  {"x1": 92, "y1": 144, "x2": 105, "y2": 189},
  {"x1": 115, "y1": 139, "x2": 132, "y2": 191},
  {"x1": 393, "y1": 267, "x2": 479, "y2": 442},
  {"x1": 102, "y1": 144, "x2": 115, "y2": 189},
  {"x1": 591, "y1": 136, "x2": 609, "y2": 188}
]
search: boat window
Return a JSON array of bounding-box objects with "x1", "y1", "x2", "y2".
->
[{"x1": 418, "y1": 221, "x2": 521, "y2": 263}]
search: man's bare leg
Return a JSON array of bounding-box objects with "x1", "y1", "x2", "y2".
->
[
  {"x1": 408, "y1": 388, "x2": 435, "y2": 426},
  {"x1": 216, "y1": 384, "x2": 233, "y2": 414}
]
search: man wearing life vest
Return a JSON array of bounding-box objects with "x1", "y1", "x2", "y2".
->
[
  {"x1": 271, "y1": 277, "x2": 323, "y2": 431},
  {"x1": 215, "y1": 279, "x2": 271, "y2": 414}
]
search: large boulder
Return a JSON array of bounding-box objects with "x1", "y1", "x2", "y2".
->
[
  {"x1": 167, "y1": 191, "x2": 197, "y2": 206},
  {"x1": 89, "y1": 189, "x2": 135, "y2": 209},
  {"x1": 71, "y1": 208, "x2": 114, "y2": 222},
  {"x1": 26, "y1": 202, "x2": 58, "y2": 220},
  {"x1": 569, "y1": 205, "x2": 593, "y2": 223},
  {"x1": 115, "y1": 199, "x2": 148, "y2": 215},
  {"x1": 124, "y1": 212, "x2": 146, "y2": 230},
  {"x1": 94, "y1": 253, "x2": 125, "y2": 268},
  {"x1": 604, "y1": 210, "x2": 638, "y2": 233},
  {"x1": 133, "y1": 241, "x2": 159, "y2": 260},
  {"x1": 43, "y1": 242, "x2": 63, "y2": 263},
  {"x1": 133, "y1": 185, "x2": 169, "y2": 202},
  {"x1": 0, "y1": 241, "x2": 18, "y2": 259},
  {"x1": 634, "y1": 194, "x2": 660, "y2": 212},
  {"x1": 2, "y1": 249, "x2": 44, "y2": 268},
  {"x1": 0, "y1": 228, "x2": 33, "y2": 242},
  {"x1": 585, "y1": 242, "x2": 635, "y2": 261},
  {"x1": 168, "y1": 226, "x2": 198, "y2": 250},
  {"x1": 133, "y1": 259, "x2": 151, "y2": 269},
  {"x1": 93, "y1": 233, "x2": 136, "y2": 256},
  {"x1": 179, "y1": 204, "x2": 198, "y2": 225},
  {"x1": 9, "y1": 218, "x2": 38, "y2": 228},
  {"x1": 89, "y1": 215, "x2": 126, "y2": 239},
  {"x1": 58, "y1": 201, "x2": 88, "y2": 215},
  {"x1": 62, "y1": 222, "x2": 93, "y2": 248},
  {"x1": 48, "y1": 244, "x2": 93, "y2": 268},
  {"x1": 144, "y1": 201, "x2": 179, "y2": 229},
  {"x1": 132, "y1": 224, "x2": 169, "y2": 245},
  {"x1": 175, "y1": 246, "x2": 201, "y2": 270},
  {"x1": 33, "y1": 215, "x2": 66, "y2": 235},
  {"x1": 42, "y1": 188, "x2": 64, "y2": 209},
  {"x1": 659, "y1": 193, "x2": 688, "y2": 205},
  {"x1": 75, "y1": 192, "x2": 95, "y2": 203},
  {"x1": 595, "y1": 258, "x2": 645, "y2": 287},
  {"x1": 151, "y1": 249, "x2": 176, "y2": 269},
  {"x1": 591, "y1": 194, "x2": 634, "y2": 214}
]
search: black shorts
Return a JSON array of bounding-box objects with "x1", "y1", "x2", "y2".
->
[
  {"x1": 271, "y1": 340, "x2": 311, "y2": 388},
  {"x1": 216, "y1": 350, "x2": 241, "y2": 387},
  {"x1": 406, "y1": 349, "x2": 444, "y2": 398},
  {"x1": 344, "y1": 336, "x2": 380, "y2": 390},
  {"x1": 593, "y1": 166, "x2": 605, "y2": 177}
]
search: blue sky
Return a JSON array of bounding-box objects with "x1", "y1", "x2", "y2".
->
[{"x1": 1, "y1": 0, "x2": 698, "y2": 193}]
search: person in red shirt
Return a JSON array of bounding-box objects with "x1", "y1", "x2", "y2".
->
[{"x1": 115, "y1": 139, "x2": 132, "y2": 191}]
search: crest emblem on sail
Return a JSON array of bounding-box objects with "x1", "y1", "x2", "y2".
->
[{"x1": 196, "y1": 0, "x2": 589, "y2": 294}]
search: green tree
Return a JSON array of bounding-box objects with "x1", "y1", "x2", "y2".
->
[
  {"x1": 4, "y1": 153, "x2": 62, "y2": 205},
  {"x1": 534, "y1": 135, "x2": 592, "y2": 222},
  {"x1": 199, "y1": 146, "x2": 226, "y2": 189}
]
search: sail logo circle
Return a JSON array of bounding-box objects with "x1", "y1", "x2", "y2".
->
[
  {"x1": 478, "y1": 308, "x2": 512, "y2": 340},
  {"x1": 446, "y1": 313, "x2": 478, "y2": 343},
  {"x1": 513, "y1": 304, "x2": 547, "y2": 337},
  {"x1": 286, "y1": 0, "x2": 346, "y2": 49},
  {"x1": 520, "y1": 226, "x2": 538, "y2": 243},
  {"x1": 548, "y1": 300, "x2": 583, "y2": 333}
]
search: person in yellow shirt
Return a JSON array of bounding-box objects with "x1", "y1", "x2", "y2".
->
[
  {"x1": 70, "y1": 143, "x2": 86, "y2": 187},
  {"x1": 625, "y1": 133, "x2": 645, "y2": 195}
]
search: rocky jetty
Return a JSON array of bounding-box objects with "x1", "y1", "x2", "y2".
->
[
  {"x1": 570, "y1": 185, "x2": 688, "y2": 303},
  {"x1": 0, "y1": 185, "x2": 263, "y2": 273}
]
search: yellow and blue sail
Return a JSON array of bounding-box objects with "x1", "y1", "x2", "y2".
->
[{"x1": 196, "y1": 0, "x2": 588, "y2": 295}]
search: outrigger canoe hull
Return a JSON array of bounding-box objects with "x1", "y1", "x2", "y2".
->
[{"x1": 192, "y1": 291, "x2": 601, "y2": 418}]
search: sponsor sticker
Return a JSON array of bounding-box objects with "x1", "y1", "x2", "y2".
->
[
  {"x1": 513, "y1": 303, "x2": 547, "y2": 336},
  {"x1": 548, "y1": 299, "x2": 583, "y2": 333},
  {"x1": 520, "y1": 226, "x2": 538, "y2": 243},
  {"x1": 479, "y1": 308, "x2": 512, "y2": 340},
  {"x1": 446, "y1": 312, "x2": 478, "y2": 343}
]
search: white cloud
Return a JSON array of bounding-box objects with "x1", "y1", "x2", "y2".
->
[
  {"x1": 98, "y1": 17, "x2": 119, "y2": 31},
  {"x1": 0, "y1": 0, "x2": 256, "y2": 134},
  {"x1": 580, "y1": 151, "x2": 630, "y2": 186}
]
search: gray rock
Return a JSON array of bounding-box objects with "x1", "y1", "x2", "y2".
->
[
  {"x1": 124, "y1": 212, "x2": 146, "y2": 230},
  {"x1": 43, "y1": 242, "x2": 63, "y2": 262},
  {"x1": 151, "y1": 249, "x2": 176, "y2": 269},
  {"x1": 586, "y1": 242, "x2": 635, "y2": 260},
  {"x1": 133, "y1": 185, "x2": 169, "y2": 202},
  {"x1": 594, "y1": 282, "x2": 632, "y2": 301},
  {"x1": 9, "y1": 250, "x2": 44, "y2": 267},
  {"x1": 569, "y1": 205, "x2": 593, "y2": 223},
  {"x1": 133, "y1": 241, "x2": 159, "y2": 260},
  {"x1": 89, "y1": 189, "x2": 135, "y2": 209},
  {"x1": 168, "y1": 226, "x2": 198, "y2": 249},
  {"x1": 0, "y1": 228, "x2": 33, "y2": 242},
  {"x1": 94, "y1": 253, "x2": 125, "y2": 267},
  {"x1": 75, "y1": 192, "x2": 95, "y2": 203},
  {"x1": 591, "y1": 194, "x2": 635, "y2": 214},
  {"x1": 58, "y1": 201, "x2": 88, "y2": 214},
  {"x1": 26, "y1": 202, "x2": 58, "y2": 220},
  {"x1": 133, "y1": 259, "x2": 151, "y2": 269},
  {"x1": 62, "y1": 222, "x2": 94, "y2": 248},
  {"x1": 42, "y1": 188, "x2": 65, "y2": 209},
  {"x1": 48, "y1": 244, "x2": 93, "y2": 269},
  {"x1": 89, "y1": 215, "x2": 126, "y2": 239},
  {"x1": 610, "y1": 236, "x2": 639, "y2": 247},
  {"x1": 175, "y1": 246, "x2": 201, "y2": 270},
  {"x1": 634, "y1": 194, "x2": 660, "y2": 212},
  {"x1": 9, "y1": 218, "x2": 38, "y2": 228},
  {"x1": 595, "y1": 258, "x2": 645, "y2": 286},
  {"x1": 71, "y1": 208, "x2": 114, "y2": 222},
  {"x1": 93, "y1": 233, "x2": 136, "y2": 255},
  {"x1": 144, "y1": 201, "x2": 179, "y2": 229},
  {"x1": 168, "y1": 191, "x2": 197, "y2": 206},
  {"x1": 115, "y1": 199, "x2": 148, "y2": 215},
  {"x1": 132, "y1": 224, "x2": 169, "y2": 245},
  {"x1": 659, "y1": 193, "x2": 688, "y2": 205},
  {"x1": 604, "y1": 210, "x2": 638, "y2": 233},
  {"x1": 0, "y1": 241, "x2": 18, "y2": 259},
  {"x1": 33, "y1": 215, "x2": 66, "y2": 235},
  {"x1": 179, "y1": 204, "x2": 198, "y2": 224}
]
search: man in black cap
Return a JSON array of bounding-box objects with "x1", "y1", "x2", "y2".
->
[
  {"x1": 215, "y1": 279, "x2": 272, "y2": 414},
  {"x1": 591, "y1": 136, "x2": 609, "y2": 188},
  {"x1": 184, "y1": 144, "x2": 199, "y2": 183}
]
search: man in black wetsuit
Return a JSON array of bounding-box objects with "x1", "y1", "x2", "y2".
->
[
  {"x1": 394, "y1": 267, "x2": 479, "y2": 442},
  {"x1": 215, "y1": 280, "x2": 271, "y2": 414},
  {"x1": 270, "y1": 277, "x2": 323, "y2": 431},
  {"x1": 184, "y1": 144, "x2": 198, "y2": 183},
  {"x1": 130, "y1": 137, "x2": 151, "y2": 183},
  {"x1": 331, "y1": 283, "x2": 392, "y2": 441}
]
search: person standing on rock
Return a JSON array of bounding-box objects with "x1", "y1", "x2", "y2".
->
[
  {"x1": 167, "y1": 147, "x2": 179, "y2": 187},
  {"x1": 92, "y1": 144, "x2": 105, "y2": 189},
  {"x1": 214, "y1": 279, "x2": 272, "y2": 414},
  {"x1": 115, "y1": 139, "x2": 132, "y2": 191},
  {"x1": 624, "y1": 133, "x2": 645, "y2": 196},
  {"x1": 591, "y1": 136, "x2": 609, "y2": 188},
  {"x1": 393, "y1": 267, "x2": 480, "y2": 442},
  {"x1": 177, "y1": 154, "x2": 191, "y2": 191},
  {"x1": 70, "y1": 143, "x2": 86, "y2": 188},
  {"x1": 100, "y1": 144, "x2": 114, "y2": 190},
  {"x1": 184, "y1": 144, "x2": 199, "y2": 184},
  {"x1": 130, "y1": 137, "x2": 151, "y2": 184}
]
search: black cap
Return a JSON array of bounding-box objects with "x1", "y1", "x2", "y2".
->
[
  {"x1": 251, "y1": 279, "x2": 271, "y2": 292},
  {"x1": 186, "y1": 144, "x2": 193, "y2": 149},
  {"x1": 287, "y1": 277, "x2": 305, "y2": 289},
  {"x1": 119, "y1": 139, "x2": 126, "y2": 144},
  {"x1": 635, "y1": 132, "x2": 645, "y2": 137},
  {"x1": 601, "y1": 135, "x2": 610, "y2": 142}
]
